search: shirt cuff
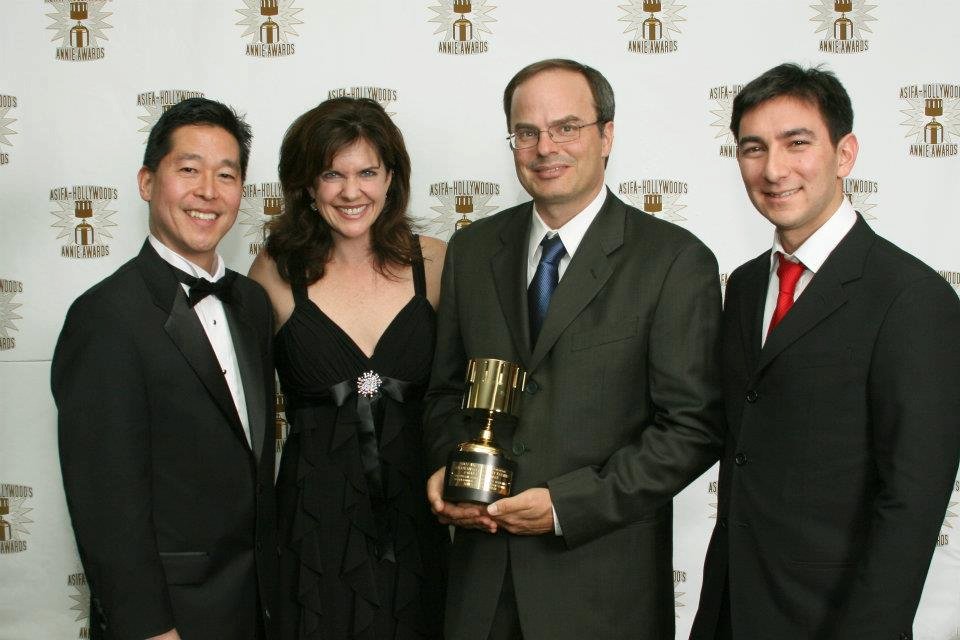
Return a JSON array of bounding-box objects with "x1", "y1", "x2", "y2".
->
[{"x1": 552, "y1": 503, "x2": 562, "y2": 536}]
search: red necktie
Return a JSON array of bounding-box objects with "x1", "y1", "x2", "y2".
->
[{"x1": 767, "y1": 252, "x2": 805, "y2": 336}]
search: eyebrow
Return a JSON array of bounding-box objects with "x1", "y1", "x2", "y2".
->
[
  {"x1": 512, "y1": 115, "x2": 584, "y2": 129},
  {"x1": 737, "y1": 127, "x2": 817, "y2": 147},
  {"x1": 174, "y1": 152, "x2": 240, "y2": 170}
]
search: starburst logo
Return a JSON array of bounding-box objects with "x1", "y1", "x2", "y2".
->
[
  {"x1": 673, "y1": 569, "x2": 687, "y2": 619},
  {"x1": 900, "y1": 83, "x2": 960, "y2": 158},
  {"x1": 938, "y1": 481, "x2": 959, "y2": 548},
  {"x1": 50, "y1": 185, "x2": 118, "y2": 259},
  {"x1": 327, "y1": 87, "x2": 399, "y2": 116},
  {"x1": 707, "y1": 479, "x2": 718, "y2": 519},
  {"x1": 236, "y1": 0, "x2": 303, "y2": 57},
  {"x1": 67, "y1": 568, "x2": 90, "y2": 636},
  {"x1": 46, "y1": 0, "x2": 112, "y2": 61},
  {"x1": 938, "y1": 270, "x2": 960, "y2": 296},
  {"x1": 429, "y1": 0, "x2": 496, "y2": 55},
  {"x1": 811, "y1": 0, "x2": 875, "y2": 54},
  {"x1": 620, "y1": 0, "x2": 684, "y2": 54},
  {"x1": 0, "y1": 484, "x2": 34, "y2": 554},
  {"x1": 0, "y1": 95, "x2": 17, "y2": 166},
  {"x1": 618, "y1": 178, "x2": 688, "y2": 223},
  {"x1": 137, "y1": 90, "x2": 205, "y2": 141},
  {"x1": 0, "y1": 279, "x2": 23, "y2": 352},
  {"x1": 708, "y1": 83, "x2": 743, "y2": 158},
  {"x1": 425, "y1": 179, "x2": 500, "y2": 238},
  {"x1": 842, "y1": 177, "x2": 878, "y2": 220},
  {"x1": 239, "y1": 181, "x2": 284, "y2": 256}
]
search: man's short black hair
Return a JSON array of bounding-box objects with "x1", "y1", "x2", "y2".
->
[
  {"x1": 731, "y1": 63, "x2": 853, "y2": 146},
  {"x1": 142, "y1": 97, "x2": 252, "y2": 178}
]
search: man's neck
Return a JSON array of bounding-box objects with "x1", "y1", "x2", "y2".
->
[{"x1": 535, "y1": 184, "x2": 605, "y2": 230}]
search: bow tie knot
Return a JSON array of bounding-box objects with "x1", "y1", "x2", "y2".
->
[{"x1": 172, "y1": 268, "x2": 237, "y2": 307}]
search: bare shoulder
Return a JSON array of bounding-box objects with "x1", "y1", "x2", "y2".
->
[
  {"x1": 248, "y1": 250, "x2": 295, "y2": 328},
  {"x1": 418, "y1": 235, "x2": 447, "y2": 309}
]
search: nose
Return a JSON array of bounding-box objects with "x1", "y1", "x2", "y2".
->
[
  {"x1": 195, "y1": 171, "x2": 217, "y2": 200},
  {"x1": 762, "y1": 147, "x2": 789, "y2": 183},
  {"x1": 340, "y1": 175, "x2": 361, "y2": 200},
  {"x1": 534, "y1": 129, "x2": 561, "y2": 156}
]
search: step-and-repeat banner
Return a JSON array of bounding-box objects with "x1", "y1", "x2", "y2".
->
[{"x1": 1, "y1": 1, "x2": 959, "y2": 638}]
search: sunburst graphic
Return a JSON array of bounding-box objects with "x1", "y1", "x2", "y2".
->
[
  {"x1": 137, "y1": 103, "x2": 165, "y2": 140},
  {"x1": 901, "y1": 96, "x2": 960, "y2": 144},
  {"x1": 710, "y1": 96, "x2": 735, "y2": 143},
  {"x1": 844, "y1": 189, "x2": 877, "y2": 220},
  {"x1": 623, "y1": 191, "x2": 687, "y2": 223},
  {"x1": 428, "y1": 0, "x2": 496, "y2": 41},
  {"x1": 619, "y1": 0, "x2": 686, "y2": 39},
  {"x1": 46, "y1": 1, "x2": 113, "y2": 47},
  {"x1": 50, "y1": 198, "x2": 118, "y2": 241},
  {"x1": 810, "y1": 0, "x2": 876, "y2": 39},
  {"x1": 944, "y1": 499, "x2": 958, "y2": 530},
  {"x1": 0, "y1": 107, "x2": 16, "y2": 148},
  {"x1": 68, "y1": 568, "x2": 90, "y2": 623},
  {"x1": 0, "y1": 291, "x2": 22, "y2": 341},
  {"x1": 4, "y1": 496, "x2": 33, "y2": 538},
  {"x1": 674, "y1": 589, "x2": 685, "y2": 618},
  {"x1": 427, "y1": 192, "x2": 498, "y2": 237},
  {"x1": 236, "y1": 0, "x2": 303, "y2": 43},
  {"x1": 239, "y1": 198, "x2": 270, "y2": 240}
]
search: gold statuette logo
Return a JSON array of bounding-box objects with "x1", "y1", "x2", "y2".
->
[
  {"x1": 810, "y1": 0, "x2": 875, "y2": 54},
  {"x1": 900, "y1": 84, "x2": 960, "y2": 158},
  {"x1": 0, "y1": 485, "x2": 34, "y2": 554},
  {"x1": 619, "y1": 178, "x2": 689, "y2": 223},
  {"x1": 50, "y1": 185, "x2": 118, "y2": 259},
  {"x1": 429, "y1": 0, "x2": 496, "y2": 55},
  {"x1": 0, "y1": 279, "x2": 22, "y2": 352},
  {"x1": 46, "y1": 0, "x2": 112, "y2": 62},
  {"x1": 427, "y1": 179, "x2": 500, "y2": 239},
  {"x1": 236, "y1": 0, "x2": 303, "y2": 57},
  {"x1": 620, "y1": 0, "x2": 684, "y2": 54},
  {"x1": 137, "y1": 90, "x2": 205, "y2": 141},
  {"x1": 240, "y1": 181, "x2": 285, "y2": 255},
  {"x1": 842, "y1": 177, "x2": 878, "y2": 220}
]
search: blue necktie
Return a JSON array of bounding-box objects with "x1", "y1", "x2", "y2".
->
[{"x1": 528, "y1": 233, "x2": 566, "y2": 345}]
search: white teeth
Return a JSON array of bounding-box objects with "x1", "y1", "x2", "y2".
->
[
  {"x1": 339, "y1": 206, "x2": 366, "y2": 215},
  {"x1": 767, "y1": 188, "x2": 799, "y2": 199},
  {"x1": 189, "y1": 211, "x2": 216, "y2": 221}
]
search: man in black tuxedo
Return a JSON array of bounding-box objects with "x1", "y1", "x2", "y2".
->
[
  {"x1": 52, "y1": 98, "x2": 277, "y2": 640},
  {"x1": 690, "y1": 64, "x2": 960, "y2": 640},
  {"x1": 424, "y1": 58, "x2": 724, "y2": 640}
]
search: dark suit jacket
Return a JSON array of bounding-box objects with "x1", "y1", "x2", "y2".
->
[
  {"x1": 424, "y1": 191, "x2": 724, "y2": 640},
  {"x1": 52, "y1": 241, "x2": 278, "y2": 640},
  {"x1": 690, "y1": 216, "x2": 960, "y2": 640}
]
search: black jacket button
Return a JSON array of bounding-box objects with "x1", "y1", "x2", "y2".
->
[
  {"x1": 745, "y1": 390, "x2": 758, "y2": 403},
  {"x1": 735, "y1": 453, "x2": 747, "y2": 466}
]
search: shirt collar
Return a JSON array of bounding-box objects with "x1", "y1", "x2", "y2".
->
[
  {"x1": 527, "y1": 187, "x2": 608, "y2": 264},
  {"x1": 149, "y1": 235, "x2": 225, "y2": 281},
  {"x1": 769, "y1": 197, "x2": 857, "y2": 274}
]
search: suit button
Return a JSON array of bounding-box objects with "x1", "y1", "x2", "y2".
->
[
  {"x1": 745, "y1": 390, "x2": 758, "y2": 403},
  {"x1": 735, "y1": 453, "x2": 747, "y2": 466},
  {"x1": 525, "y1": 379, "x2": 540, "y2": 394},
  {"x1": 512, "y1": 442, "x2": 527, "y2": 456}
]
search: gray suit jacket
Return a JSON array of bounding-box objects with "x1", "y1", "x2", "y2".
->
[{"x1": 424, "y1": 190, "x2": 724, "y2": 640}]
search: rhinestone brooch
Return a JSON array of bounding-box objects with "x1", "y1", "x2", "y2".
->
[{"x1": 356, "y1": 371, "x2": 382, "y2": 398}]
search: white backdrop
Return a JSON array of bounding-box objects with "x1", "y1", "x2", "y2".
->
[{"x1": 1, "y1": 1, "x2": 959, "y2": 638}]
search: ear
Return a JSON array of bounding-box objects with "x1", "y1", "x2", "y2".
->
[
  {"x1": 137, "y1": 166, "x2": 153, "y2": 202},
  {"x1": 599, "y1": 120, "x2": 614, "y2": 159},
  {"x1": 836, "y1": 132, "x2": 859, "y2": 178}
]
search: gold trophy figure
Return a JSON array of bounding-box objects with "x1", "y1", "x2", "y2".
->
[
  {"x1": 0, "y1": 497, "x2": 11, "y2": 541},
  {"x1": 74, "y1": 200, "x2": 95, "y2": 246},
  {"x1": 643, "y1": 193, "x2": 663, "y2": 215},
  {"x1": 262, "y1": 196, "x2": 283, "y2": 241},
  {"x1": 454, "y1": 195, "x2": 473, "y2": 231},
  {"x1": 260, "y1": 0, "x2": 280, "y2": 44},
  {"x1": 69, "y1": 1, "x2": 89, "y2": 48},
  {"x1": 924, "y1": 98, "x2": 944, "y2": 145},
  {"x1": 274, "y1": 391, "x2": 288, "y2": 441},
  {"x1": 453, "y1": 0, "x2": 473, "y2": 42},
  {"x1": 443, "y1": 358, "x2": 526, "y2": 504},
  {"x1": 643, "y1": 0, "x2": 662, "y2": 41},
  {"x1": 833, "y1": 1, "x2": 853, "y2": 40}
]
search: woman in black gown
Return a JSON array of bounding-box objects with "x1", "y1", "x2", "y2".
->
[{"x1": 249, "y1": 97, "x2": 447, "y2": 639}]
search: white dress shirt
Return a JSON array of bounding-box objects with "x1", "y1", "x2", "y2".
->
[
  {"x1": 148, "y1": 235, "x2": 251, "y2": 445},
  {"x1": 523, "y1": 186, "x2": 607, "y2": 535},
  {"x1": 760, "y1": 198, "x2": 857, "y2": 347}
]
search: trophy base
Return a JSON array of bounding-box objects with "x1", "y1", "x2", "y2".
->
[{"x1": 443, "y1": 450, "x2": 517, "y2": 505}]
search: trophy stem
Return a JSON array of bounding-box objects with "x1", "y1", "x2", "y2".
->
[{"x1": 478, "y1": 412, "x2": 496, "y2": 445}]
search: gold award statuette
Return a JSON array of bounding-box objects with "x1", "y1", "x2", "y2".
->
[{"x1": 443, "y1": 357, "x2": 526, "y2": 504}]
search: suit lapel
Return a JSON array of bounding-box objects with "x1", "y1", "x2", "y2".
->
[
  {"x1": 490, "y1": 205, "x2": 535, "y2": 369},
  {"x1": 137, "y1": 241, "x2": 250, "y2": 450},
  {"x1": 737, "y1": 253, "x2": 770, "y2": 373},
  {"x1": 755, "y1": 216, "x2": 874, "y2": 374},
  {"x1": 223, "y1": 285, "x2": 265, "y2": 462},
  {"x1": 529, "y1": 190, "x2": 622, "y2": 372}
]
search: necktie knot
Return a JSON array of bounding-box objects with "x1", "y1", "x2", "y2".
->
[
  {"x1": 767, "y1": 252, "x2": 805, "y2": 337},
  {"x1": 540, "y1": 233, "x2": 566, "y2": 266},
  {"x1": 172, "y1": 267, "x2": 237, "y2": 307}
]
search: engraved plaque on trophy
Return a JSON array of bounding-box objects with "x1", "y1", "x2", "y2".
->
[{"x1": 443, "y1": 357, "x2": 527, "y2": 504}]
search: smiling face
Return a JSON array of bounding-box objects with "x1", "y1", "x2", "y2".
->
[
  {"x1": 138, "y1": 124, "x2": 243, "y2": 273},
  {"x1": 509, "y1": 68, "x2": 613, "y2": 226},
  {"x1": 308, "y1": 138, "x2": 392, "y2": 244},
  {"x1": 736, "y1": 95, "x2": 858, "y2": 253}
]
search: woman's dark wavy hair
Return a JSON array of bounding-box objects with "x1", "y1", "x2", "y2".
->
[{"x1": 266, "y1": 97, "x2": 417, "y2": 285}]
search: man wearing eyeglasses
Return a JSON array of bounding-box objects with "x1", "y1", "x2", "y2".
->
[{"x1": 424, "y1": 58, "x2": 724, "y2": 640}]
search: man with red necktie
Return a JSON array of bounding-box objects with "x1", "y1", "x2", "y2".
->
[{"x1": 690, "y1": 63, "x2": 960, "y2": 640}]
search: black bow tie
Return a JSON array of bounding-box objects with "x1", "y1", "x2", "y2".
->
[{"x1": 171, "y1": 267, "x2": 237, "y2": 307}]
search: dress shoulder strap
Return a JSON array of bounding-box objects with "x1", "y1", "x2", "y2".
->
[{"x1": 411, "y1": 234, "x2": 427, "y2": 298}]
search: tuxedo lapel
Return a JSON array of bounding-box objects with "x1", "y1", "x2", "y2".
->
[
  {"x1": 756, "y1": 216, "x2": 873, "y2": 374},
  {"x1": 529, "y1": 191, "x2": 621, "y2": 372},
  {"x1": 223, "y1": 286, "x2": 265, "y2": 462},
  {"x1": 736, "y1": 253, "x2": 770, "y2": 373},
  {"x1": 137, "y1": 241, "x2": 249, "y2": 449},
  {"x1": 490, "y1": 206, "x2": 534, "y2": 369}
]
